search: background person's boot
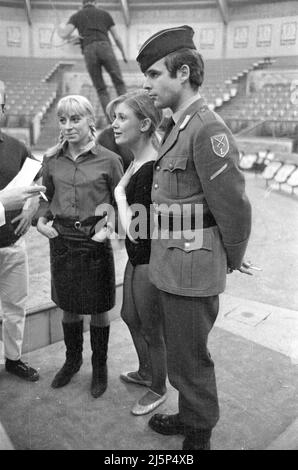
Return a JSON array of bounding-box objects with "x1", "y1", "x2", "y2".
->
[
  {"x1": 51, "y1": 320, "x2": 83, "y2": 388},
  {"x1": 90, "y1": 324, "x2": 110, "y2": 398}
]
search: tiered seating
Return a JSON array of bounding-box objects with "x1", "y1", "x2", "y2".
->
[
  {"x1": 70, "y1": 56, "x2": 266, "y2": 118},
  {"x1": 201, "y1": 57, "x2": 268, "y2": 109},
  {"x1": 0, "y1": 57, "x2": 60, "y2": 128},
  {"x1": 239, "y1": 149, "x2": 298, "y2": 195},
  {"x1": 218, "y1": 66, "x2": 298, "y2": 137}
]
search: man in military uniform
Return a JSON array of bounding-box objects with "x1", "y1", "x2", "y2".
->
[{"x1": 136, "y1": 26, "x2": 252, "y2": 450}]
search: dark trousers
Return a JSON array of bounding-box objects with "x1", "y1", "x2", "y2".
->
[
  {"x1": 83, "y1": 41, "x2": 127, "y2": 117},
  {"x1": 159, "y1": 291, "x2": 220, "y2": 431}
]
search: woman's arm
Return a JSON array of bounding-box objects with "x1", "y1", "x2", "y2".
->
[{"x1": 114, "y1": 163, "x2": 136, "y2": 242}]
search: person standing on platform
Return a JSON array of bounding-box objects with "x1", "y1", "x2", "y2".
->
[
  {"x1": 58, "y1": 0, "x2": 127, "y2": 121},
  {"x1": 136, "y1": 26, "x2": 252, "y2": 450},
  {"x1": 37, "y1": 95, "x2": 123, "y2": 398},
  {"x1": 109, "y1": 90, "x2": 167, "y2": 416},
  {"x1": 0, "y1": 80, "x2": 42, "y2": 382}
]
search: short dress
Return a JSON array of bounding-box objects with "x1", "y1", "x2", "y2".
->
[{"x1": 40, "y1": 143, "x2": 123, "y2": 315}]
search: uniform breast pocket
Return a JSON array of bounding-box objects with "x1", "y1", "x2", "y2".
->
[{"x1": 161, "y1": 156, "x2": 188, "y2": 196}]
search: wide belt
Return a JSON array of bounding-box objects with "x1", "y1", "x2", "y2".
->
[
  {"x1": 157, "y1": 212, "x2": 216, "y2": 231},
  {"x1": 54, "y1": 215, "x2": 105, "y2": 230}
]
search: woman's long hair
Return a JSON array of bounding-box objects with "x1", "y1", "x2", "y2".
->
[
  {"x1": 44, "y1": 95, "x2": 96, "y2": 158},
  {"x1": 106, "y1": 90, "x2": 162, "y2": 149}
]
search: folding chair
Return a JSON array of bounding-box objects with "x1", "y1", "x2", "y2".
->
[
  {"x1": 274, "y1": 163, "x2": 297, "y2": 190},
  {"x1": 286, "y1": 167, "x2": 298, "y2": 194},
  {"x1": 239, "y1": 153, "x2": 258, "y2": 171},
  {"x1": 261, "y1": 161, "x2": 282, "y2": 186}
]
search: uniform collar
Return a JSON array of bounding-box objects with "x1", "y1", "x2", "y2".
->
[
  {"x1": 172, "y1": 91, "x2": 201, "y2": 124},
  {"x1": 157, "y1": 96, "x2": 206, "y2": 161}
]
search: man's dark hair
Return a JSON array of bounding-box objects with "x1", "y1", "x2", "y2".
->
[
  {"x1": 82, "y1": 0, "x2": 95, "y2": 5},
  {"x1": 164, "y1": 48, "x2": 204, "y2": 90}
]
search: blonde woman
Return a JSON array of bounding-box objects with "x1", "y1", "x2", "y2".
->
[
  {"x1": 37, "y1": 95, "x2": 123, "y2": 397},
  {"x1": 109, "y1": 90, "x2": 167, "y2": 415}
]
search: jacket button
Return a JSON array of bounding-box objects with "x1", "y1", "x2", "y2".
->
[
  {"x1": 154, "y1": 183, "x2": 159, "y2": 189},
  {"x1": 156, "y1": 165, "x2": 160, "y2": 171},
  {"x1": 168, "y1": 163, "x2": 173, "y2": 169},
  {"x1": 184, "y1": 242, "x2": 190, "y2": 250}
]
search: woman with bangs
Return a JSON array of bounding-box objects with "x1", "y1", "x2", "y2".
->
[
  {"x1": 37, "y1": 95, "x2": 123, "y2": 398},
  {"x1": 110, "y1": 90, "x2": 167, "y2": 415}
]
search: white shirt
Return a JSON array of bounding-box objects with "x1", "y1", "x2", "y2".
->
[{"x1": 0, "y1": 201, "x2": 5, "y2": 227}]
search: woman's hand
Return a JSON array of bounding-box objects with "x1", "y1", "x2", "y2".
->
[
  {"x1": 37, "y1": 218, "x2": 59, "y2": 239},
  {"x1": 91, "y1": 224, "x2": 112, "y2": 243}
]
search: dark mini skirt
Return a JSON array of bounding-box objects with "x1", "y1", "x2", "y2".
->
[{"x1": 49, "y1": 221, "x2": 115, "y2": 315}]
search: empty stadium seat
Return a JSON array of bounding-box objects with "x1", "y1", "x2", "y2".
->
[
  {"x1": 286, "y1": 168, "x2": 298, "y2": 193},
  {"x1": 239, "y1": 153, "x2": 258, "y2": 170},
  {"x1": 262, "y1": 161, "x2": 282, "y2": 185},
  {"x1": 273, "y1": 163, "x2": 296, "y2": 188}
]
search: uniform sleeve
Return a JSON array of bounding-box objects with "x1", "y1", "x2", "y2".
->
[
  {"x1": 193, "y1": 120, "x2": 252, "y2": 269},
  {"x1": 0, "y1": 201, "x2": 5, "y2": 227}
]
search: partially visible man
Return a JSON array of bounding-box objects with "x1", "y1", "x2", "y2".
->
[
  {"x1": 0, "y1": 80, "x2": 41, "y2": 381},
  {"x1": 136, "y1": 26, "x2": 252, "y2": 450},
  {"x1": 0, "y1": 186, "x2": 45, "y2": 227},
  {"x1": 58, "y1": 0, "x2": 127, "y2": 120}
]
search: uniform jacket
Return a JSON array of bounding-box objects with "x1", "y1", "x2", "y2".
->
[{"x1": 149, "y1": 98, "x2": 252, "y2": 297}]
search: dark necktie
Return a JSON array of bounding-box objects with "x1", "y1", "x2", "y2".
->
[{"x1": 162, "y1": 116, "x2": 175, "y2": 143}]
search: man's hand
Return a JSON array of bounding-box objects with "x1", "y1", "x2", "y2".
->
[
  {"x1": 239, "y1": 260, "x2": 262, "y2": 275},
  {"x1": 228, "y1": 260, "x2": 262, "y2": 276},
  {"x1": 11, "y1": 208, "x2": 35, "y2": 236},
  {"x1": 0, "y1": 186, "x2": 46, "y2": 211}
]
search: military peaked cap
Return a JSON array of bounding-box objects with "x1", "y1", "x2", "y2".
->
[{"x1": 136, "y1": 25, "x2": 196, "y2": 73}]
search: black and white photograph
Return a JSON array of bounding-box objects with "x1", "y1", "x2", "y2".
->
[{"x1": 0, "y1": 0, "x2": 297, "y2": 453}]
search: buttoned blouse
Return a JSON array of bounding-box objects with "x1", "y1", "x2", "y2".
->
[{"x1": 40, "y1": 143, "x2": 123, "y2": 221}]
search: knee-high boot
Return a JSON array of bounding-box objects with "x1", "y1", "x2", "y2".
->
[
  {"x1": 90, "y1": 324, "x2": 109, "y2": 398},
  {"x1": 51, "y1": 320, "x2": 83, "y2": 388}
]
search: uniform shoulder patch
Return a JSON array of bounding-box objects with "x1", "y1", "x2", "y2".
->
[{"x1": 210, "y1": 134, "x2": 229, "y2": 158}]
